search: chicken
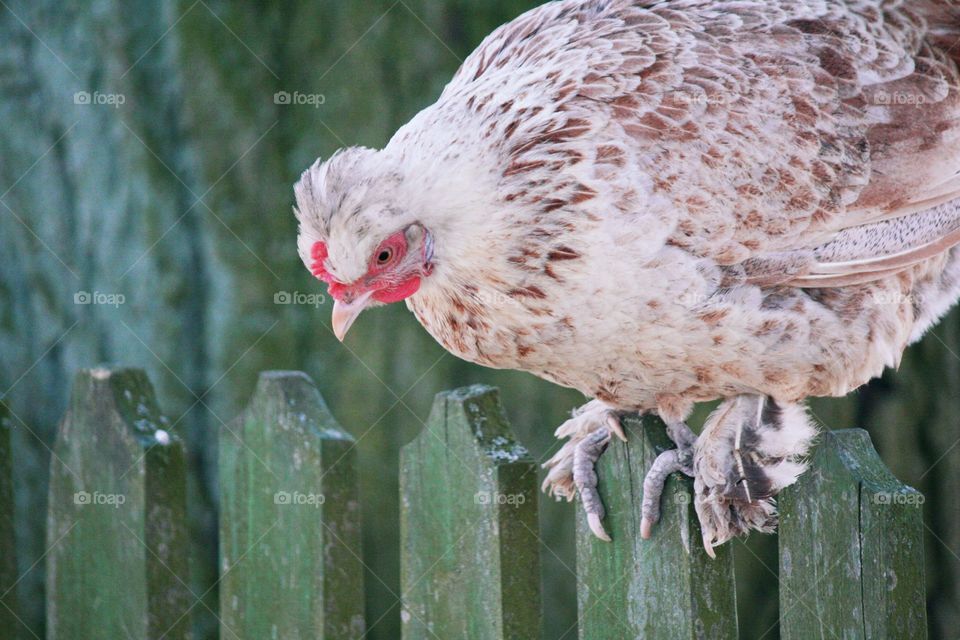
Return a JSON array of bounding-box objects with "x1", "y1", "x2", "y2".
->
[{"x1": 292, "y1": 0, "x2": 960, "y2": 555}]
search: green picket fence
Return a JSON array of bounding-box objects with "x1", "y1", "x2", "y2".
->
[{"x1": 0, "y1": 367, "x2": 928, "y2": 638}]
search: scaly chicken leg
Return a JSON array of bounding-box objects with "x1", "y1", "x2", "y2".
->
[
  {"x1": 542, "y1": 400, "x2": 625, "y2": 541},
  {"x1": 546, "y1": 394, "x2": 816, "y2": 554}
]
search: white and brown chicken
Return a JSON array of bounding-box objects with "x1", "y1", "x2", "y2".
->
[{"x1": 292, "y1": 0, "x2": 960, "y2": 555}]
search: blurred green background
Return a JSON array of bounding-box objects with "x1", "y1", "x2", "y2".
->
[{"x1": 1, "y1": 1, "x2": 958, "y2": 638}]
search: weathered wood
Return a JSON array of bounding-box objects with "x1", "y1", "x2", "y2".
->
[
  {"x1": 219, "y1": 370, "x2": 365, "y2": 639},
  {"x1": 576, "y1": 415, "x2": 739, "y2": 640},
  {"x1": 400, "y1": 385, "x2": 540, "y2": 639},
  {"x1": 779, "y1": 429, "x2": 927, "y2": 639},
  {"x1": 0, "y1": 398, "x2": 18, "y2": 639},
  {"x1": 46, "y1": 367, "x2": 190, "y2": 639}
]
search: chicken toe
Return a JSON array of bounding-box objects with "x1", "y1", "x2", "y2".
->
[
  {"x1": 573, "y1": 427, "x2": 613, "y2": 542},
  {"x1": 640, "y1": 419, "x2": 696, "y2": 539}
]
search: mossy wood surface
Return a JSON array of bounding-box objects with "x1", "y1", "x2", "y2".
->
[
  {"x1": 779, "y1": 429, "x2": 927, "y2": 640},
  {"x1": 46, "y1": 368, "x2": 190, "y2": 639},
  {"x1": 400, "y1": 385, "x2": 541, "y2": 639},
  {"x1": 219, "y1": 370, "x2": 365, "y2": 639},
  {"x1": 575, "y1": 416, "x2": 738, "y2": 640}
]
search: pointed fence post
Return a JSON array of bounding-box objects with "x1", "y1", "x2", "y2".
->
[
  {"x1": 400, "y1": 385, "x2": 541, "y2": 639},
  {"x1": 46, "y1": 367, "x2": 191, "y2": 639},
  {"x1": 0, "y1": 399, "x2": 18, "y2": 638},
  {"x1": 575, "y1": 415, "x2": 739, "y2": 639},
  {"x1": 219, "y1": 371, "x2": 365, "y2": 638},
  {"x1": 779, "y1": 429, "x2": 927, "y2": 639}
]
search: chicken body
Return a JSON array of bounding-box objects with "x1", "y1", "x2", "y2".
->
[
  {"x1": 393, "y1": 0, "x2": 960, "y2": 404},
  {"x1": 294, "y1": 0, "x2": 960, "y2": 550}
]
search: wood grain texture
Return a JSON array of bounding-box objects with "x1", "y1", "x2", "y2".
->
[
  {"x1": 400, "y1": 385, "x2": 540, "y2": 639},
  {"x1": 575, "y1": 415, "x2": 738, "y2": 640},
  {"x1": 46, "y1": 367, "x2": 190, "y2": 639},
  {"x1": 219, "y1": 370, "x2": 365, "y2": 639},
  {"x1": 779, "y1": 429, "x2": 927, "y2": 640}
]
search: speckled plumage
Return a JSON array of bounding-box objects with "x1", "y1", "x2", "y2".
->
[{"x1": 294, "y1": 0, "x2": 960, "y2": 549}]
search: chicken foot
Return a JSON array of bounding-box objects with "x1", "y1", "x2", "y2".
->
[
  {"x1": 544, "y1": 395, "x2": 815, "y2": 552},
  {"x1": 641, "y1": 394, "x2": 817, "y2": 557},
  {"x1": 572, "y1": 427, "x2": 615, "y2": 541},
  {"x1": 542, "y1": 400, "x2": 626, "y2": 541},
  {"x1": 691, "y1": 395, "x2": 816, "y2": 556}
]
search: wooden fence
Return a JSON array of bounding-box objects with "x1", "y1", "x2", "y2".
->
[{"x1": 0, "y1": 367, "x2": 928, "y2": 639}]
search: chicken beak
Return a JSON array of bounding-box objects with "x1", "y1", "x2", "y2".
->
[{"x1": 331, "y1": 291, "x2": 374, "y2": 341}]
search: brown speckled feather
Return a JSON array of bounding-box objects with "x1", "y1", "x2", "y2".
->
[
  {"x1": 443, "y1": 0, "x2": 960, "y2": 276},
  {"x1": 295, "y1": 0, "x2": 960, "y2": 408}
]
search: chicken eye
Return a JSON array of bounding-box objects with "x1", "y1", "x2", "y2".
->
[{"x1": 376, "y1": 248, "x2": 393, "y2": 265}]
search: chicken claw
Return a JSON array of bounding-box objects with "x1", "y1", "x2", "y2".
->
[
  {"x1": 606, "y1": 414, "x2": 627, "y2": 442},
  {"x1": 542, "y1": 402, "x2": 621, "y2": 495},
  {"x1": 574, "y1": 427, "x2": 613, "y2": 541},
  {"x1": 640, "y1": 419, "x2": 696, "y2": 539}
]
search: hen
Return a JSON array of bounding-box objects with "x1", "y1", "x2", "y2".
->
[{"x1": 292, "y1": 0, "x2": 960, "y2": 555}]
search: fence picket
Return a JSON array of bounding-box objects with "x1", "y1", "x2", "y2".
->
[
  {"x1": 778, "y1": 428, "x2": 927, "y2": 639},
  {"x1": 400, "y1": 385, "x2": 541, "y2": 639},
  {"x1": 0, "y1": 398, "x2": 18, "y2": 638},
  {"x1": 219, "y1": 370, "x2": 365, "y2": 639},
  {"x1": 575, "y1": 415, "x2": 739, "y2": 639},
  {"x1": 46, "y1": 368, "x2": 191, "y2": 639},
  {"x1": 21, "y1": 368, "x2": 932, "y2": 637}
]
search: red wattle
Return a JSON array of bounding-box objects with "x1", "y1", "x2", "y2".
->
[
  {"x1": 327, "y1": 282, "x2": 348, "y2": 299},
  {"x1": 373, "y1": 276, "x2": 421, "y2": 303}
]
